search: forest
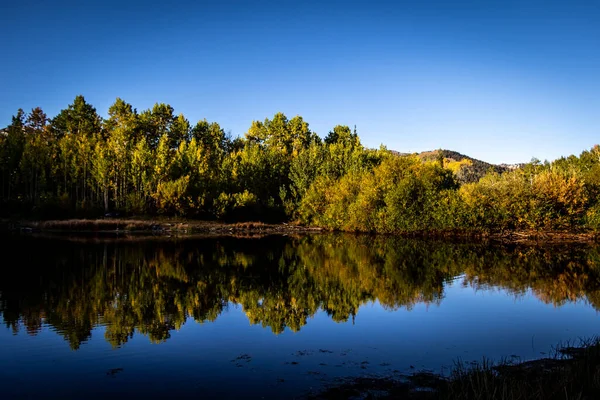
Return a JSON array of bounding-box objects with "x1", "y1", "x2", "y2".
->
[{"x1": 1, "y1": 95, "x2": 599, "y2": 233}]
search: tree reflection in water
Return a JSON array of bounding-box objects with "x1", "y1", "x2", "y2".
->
[{"x1": 1, "y1": 234, "x2": 599, "y2": 350}]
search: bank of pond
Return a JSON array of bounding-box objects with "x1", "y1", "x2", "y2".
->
[{"x1": 314, "y1": 338, "x2": 600, "y2": 399}]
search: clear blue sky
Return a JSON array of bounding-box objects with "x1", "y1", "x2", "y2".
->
[{"x1": 1, "y1": 0, "x2": 598, "y2": 164}]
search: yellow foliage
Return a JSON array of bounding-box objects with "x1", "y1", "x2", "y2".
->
[{"x1": 444, "y1": 158, "x2": 472, "y2": 174}]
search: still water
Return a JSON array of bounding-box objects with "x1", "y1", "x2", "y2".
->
[{"x1": 1, "y1": 233, "x2": 599, "y2": 398}]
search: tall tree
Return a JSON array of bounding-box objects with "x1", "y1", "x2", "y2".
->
[
  {"x1": 105, "y1": 98, "x2": 139, "y2": 142},
  {"x1": 20, "y1": 108, "x2": 50, "y2": 201},
  {"x1": 169, "y1": 114, "x2": 190, "y2": 149},
  {"x1": 324, "y1": 125, "x2": 359, "y2": 146},
  {"x1": 103, "y1": 98, "x2": 139, "y2": 210},
  {"x1": 50, "y1": 95, "x2": 102, "y2": 138},
  {"x1": 139, "y1": 103, "x2": 174, "y2": 148},
  {"x1": 1, "y1": 109, "x2": 26, "y2": 200}
]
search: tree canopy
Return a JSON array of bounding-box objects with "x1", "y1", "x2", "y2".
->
[{"x1": 1, "y1": 95, "x2": 600, "y2": 233}]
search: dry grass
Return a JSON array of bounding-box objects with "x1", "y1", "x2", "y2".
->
[
  {"x1": 7, "y1": 218, "x2": 598, "y2": 243},
  {"x1": 435, "y1": 338, "x2": 600, "y2": 400},
  {"x1": 13, "y1": 218, "x2": 322, "y2": 235},
  {"x1": 311, "y1": 338, "x2": 600, "y2": 400},
  {"x1": 30, "y1": 219, "x2": 155, "y2": 232}
]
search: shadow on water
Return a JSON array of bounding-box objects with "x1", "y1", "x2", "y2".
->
[{"x1": 1, "y1": 233, "x2": 600, "y2": 350}]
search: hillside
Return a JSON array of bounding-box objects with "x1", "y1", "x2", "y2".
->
[{"x1": 390, "y1": 149, "x2": 519, "y2": 183}]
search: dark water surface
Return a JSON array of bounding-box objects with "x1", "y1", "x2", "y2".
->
[{"x1": 1, "y1": 233, "x2": 600, "y2": 399}]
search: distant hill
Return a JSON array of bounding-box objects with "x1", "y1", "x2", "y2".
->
[{"x1": 389, "y1": 149, "x2": 522, "y2": 183}]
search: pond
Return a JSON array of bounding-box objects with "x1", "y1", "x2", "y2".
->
[{"x1": 1, "y1": 233, "x2": 599, "y2": 398}]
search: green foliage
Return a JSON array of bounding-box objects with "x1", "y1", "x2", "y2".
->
[
  {"x1": 299, "y1": 147, "x2": 600, "y2": 233},
  {"x1": 586, "y1": 203, "x2": 600, "y2": 230},
  {"x1": 214, "y1": 190, "x2": 258, "y2": 220},
  {"x1": 299, "y1": 155, "x2": 459, "y2": 232},
  {"x1": 155, "y1": 176, "x2": 191, "y2": 215},
  {"x1": 245, "y1": 112, "x2": 318, "y2": 156},
  {"x1": 49, "y1": 95, "x2": 102, "y2": 138},
  {"x1": 459, "y1": 168, "x2": 590, "y2": 231},
  {"x1": 2, "y1": 96, "x2": 600, "y2": 230}
]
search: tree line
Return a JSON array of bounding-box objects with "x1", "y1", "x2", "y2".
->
[
  {"x1": 1, "y1": 95, "x2": 599, "y2": 232},
  {"x1": 0, "y1": 95, "x2": 377, "y2": 221}
]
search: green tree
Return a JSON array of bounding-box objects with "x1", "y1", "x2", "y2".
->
[
  {"x1": 1, "y1": 109, "x2": 26, "y2": 201},
  {"x1": 20, "y1": 108, "x2": 50, "y2": 202},
  {"x1": 49, "y1": 95, "x2": 101, "y2": 138},
  {"x1": 140, "y1": 103, "x2": 174, "y2": 148}
]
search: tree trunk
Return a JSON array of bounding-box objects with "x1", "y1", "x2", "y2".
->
[{"x1": 103, "y1": 184, "x2": 109, "y2": 213}]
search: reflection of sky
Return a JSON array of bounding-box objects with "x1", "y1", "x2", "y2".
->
[{"x1": 1, "y1": 278, "x2": 599, "y2": 398}]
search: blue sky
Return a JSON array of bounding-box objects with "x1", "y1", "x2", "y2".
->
[{"x1": 1, "y1": 0, "x2": 598, "y2": 164}]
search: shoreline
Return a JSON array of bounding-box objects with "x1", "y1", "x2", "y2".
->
[
  {"x1": 1, "y1": 218, "x2": 599, "y2": 243},
  {"x1": 0, "y1": 218, "x2": 323, "y2": 237},
  {"x1": 310, "y1": 338, "x2": 600, "y2": 399}
]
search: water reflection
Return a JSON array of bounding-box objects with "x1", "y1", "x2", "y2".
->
[{"x1": 1, "y1": 234, "x2": 600, "y2": 350}]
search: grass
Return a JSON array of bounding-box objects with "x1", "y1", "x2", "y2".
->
[
  {"x1": 311, "y1": 337, "x2": 600, "y2": 400},
  {"x1": 441, "y1": 338, "x2": 600, "y2": 400},
  {"x1": 6, "y1": 217, "x2": 322, "y2": 235},
  {"x1": 31, "y1": 219, "x2": 158, "y2": 232}
]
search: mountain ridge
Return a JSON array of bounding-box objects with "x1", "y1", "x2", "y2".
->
[{"x1": 389, "y1": 148, "x2": 525, "y2": 183}]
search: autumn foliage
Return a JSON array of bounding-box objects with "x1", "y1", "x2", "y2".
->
[{"x1": 1, "y1": 96, "x2": 599, "y2": 232}]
